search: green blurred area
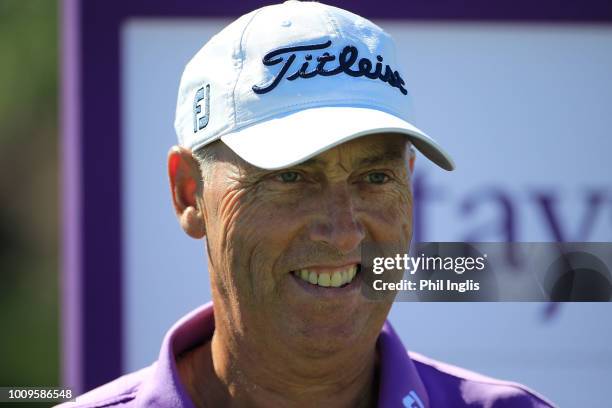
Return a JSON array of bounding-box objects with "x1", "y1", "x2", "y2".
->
[{"x1": 0, "y1": 0, "x2": 60, "y2": 406}]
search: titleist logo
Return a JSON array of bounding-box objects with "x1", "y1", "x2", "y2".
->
[{"x1": 252, "y1": 40, "x2": 408, "y2": 96}]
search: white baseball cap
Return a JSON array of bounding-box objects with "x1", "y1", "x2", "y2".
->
[{"x1": 174, "y1": 0, "x2": 455, "y2": 171}]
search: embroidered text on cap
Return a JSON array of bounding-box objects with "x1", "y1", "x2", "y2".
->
[{"x1": 252, "y1": 40, "x2": 408, "y2": 96}]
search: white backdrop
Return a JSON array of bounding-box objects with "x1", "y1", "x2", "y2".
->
[{"x1": 121, "y1": 19, "x2": 612, "y2": 406}]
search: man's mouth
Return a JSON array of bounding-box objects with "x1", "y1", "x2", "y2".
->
[{"x1": 291, "y1": 264, "x2": 360, "y2": 288}]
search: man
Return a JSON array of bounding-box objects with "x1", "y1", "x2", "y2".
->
[{"x1": 61, "y1": 1, "x2": 556, "y2": 407}]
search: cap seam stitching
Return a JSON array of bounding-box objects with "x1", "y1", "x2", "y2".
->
[
  {"x1": 317, "y1": 1, "x2": 342, "y2": 38},
  {"x1": 231, "y1": 8, "x2": 265, "y2": 127}
]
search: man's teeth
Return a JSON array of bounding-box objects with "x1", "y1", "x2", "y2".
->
[{"x1": 293, "y1": 265, "x2": 358, "y2": 288}]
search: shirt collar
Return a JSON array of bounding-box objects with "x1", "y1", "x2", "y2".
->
[
  {"x1": 138, "y1": 302, "x2": 429, "y2": 408},
  {"x1": 377, "y1": 320, "x2": 430, "y2": 408}
]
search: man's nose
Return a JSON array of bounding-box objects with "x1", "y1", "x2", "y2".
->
[{"x1": 308, "y1": 184, "x2": 365, "y2": 254}]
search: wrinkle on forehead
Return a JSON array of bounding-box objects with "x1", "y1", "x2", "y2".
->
[
  {"x1": 296, "y1": 134, "x2": 409, "y2": 174},
  {"x1": 303, "y1": 146, "x2": 407, "y2": 170}
]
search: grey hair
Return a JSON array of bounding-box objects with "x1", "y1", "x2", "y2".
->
[
  {"x1": 408, "y1": 142, "x2": 416, "y2": 157},
  {"x1": 192, "y1": 141, "x2": 220, "y2": 183}
]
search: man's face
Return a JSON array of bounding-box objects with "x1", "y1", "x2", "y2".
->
[{"x1": 201, "y1": 133, "x2": 414, "y2": 356}]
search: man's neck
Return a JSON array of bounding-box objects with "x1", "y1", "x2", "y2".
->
[{"x1": 177, "y1": 329, "x2": 379, "y2": 408}]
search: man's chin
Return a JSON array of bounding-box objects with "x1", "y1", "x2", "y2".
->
[{"x1": 273, "y1": 275, "x2": 390, "y2": 354}]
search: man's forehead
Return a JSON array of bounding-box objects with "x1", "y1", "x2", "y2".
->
[{"x1": 301, "y1": 135, "x2": 409, "y2": 168}]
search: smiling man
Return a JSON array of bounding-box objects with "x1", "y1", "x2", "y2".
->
[{"x1": 61, "y1": 1, "x2": 556, "y2": 407}]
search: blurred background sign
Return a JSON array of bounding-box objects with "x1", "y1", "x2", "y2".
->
[{"x1": 59, "y1": 0, "x2": 612, "y2": 406}]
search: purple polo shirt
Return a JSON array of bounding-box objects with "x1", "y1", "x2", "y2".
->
[{"x1": 59, "y1": 302, "x2": 556, "y2": 408}]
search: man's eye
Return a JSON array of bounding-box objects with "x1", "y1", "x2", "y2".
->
[
  {"x1": 276, "y1": 171, "x2": 302, "y2": 183},
  {"x1": 366, "y1": 172, "x2": 389, "y2": 184}
]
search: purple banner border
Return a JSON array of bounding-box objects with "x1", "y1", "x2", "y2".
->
[
  {"x1": 61, "y1": 0, "x2": 82, "y2": 393},
  {"x1": 61, "y1": 0, "x2": 612, "y2": 393}
]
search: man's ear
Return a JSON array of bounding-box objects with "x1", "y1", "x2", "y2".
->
[{"x1": 168, "y1": 146, "x2": 206, "y2": 239}]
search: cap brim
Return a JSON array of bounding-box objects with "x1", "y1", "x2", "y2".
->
[{"x1": 220, "y1": 106, "x2": 455, "y2": 171}]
